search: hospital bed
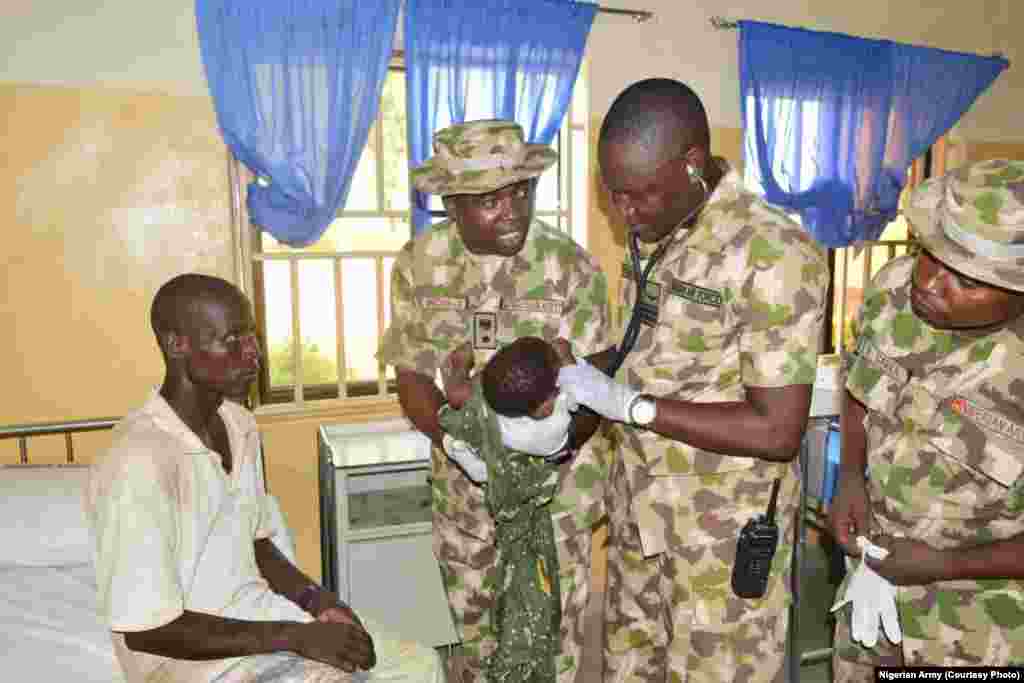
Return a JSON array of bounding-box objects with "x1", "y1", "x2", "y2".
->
[
  {"x1": 0, "y1": 417, "x2": 124, "y2": 682},
  {"x1": 0, "y1": 417, "x2": 444, "y2": 683}
]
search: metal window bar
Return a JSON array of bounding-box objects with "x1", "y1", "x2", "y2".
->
[
  {"x1": 376, "y1": 254, "x2": 389, "y2": 396},
  {"x1": 335, "y1": 256, "x2": 348, "y2": 400},
  {"x1": 253, "y1": 251, "x2": 402, "y2": 404},
  {"x1": 0, "y1": 418, "x2": 119, "y2": 464},
  {"x1": 238, "y1": 73, "x2": 585, "y2": 408},
  {"x1": 834, "y1": 239, "x2": 915, "y2": 353},
  {"x1": 290, "y1": 258, "x2": 303, "y2": 405}
]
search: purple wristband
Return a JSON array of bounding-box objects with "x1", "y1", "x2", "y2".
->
[{"x1": 296, "y1": 584, "x2": 320, "y2": 613}]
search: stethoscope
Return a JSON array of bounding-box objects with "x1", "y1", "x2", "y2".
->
[{"x1": 606, "y1": 173, "x2": 710, "y2": 377}]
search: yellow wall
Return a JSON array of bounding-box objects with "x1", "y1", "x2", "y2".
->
[
  {"x1": 0, "y1": 82, "x2": 234, "y2": 456},
  {"x1": 965, "y1": 141, "x2": 1024, "y2": 164}
]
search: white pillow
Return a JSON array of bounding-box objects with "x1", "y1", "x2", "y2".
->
[{"x1": 0, "y1": 465, "x2": 93, "y2": 568}]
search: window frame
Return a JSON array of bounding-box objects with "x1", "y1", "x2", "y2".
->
[
  {"x1": 825, "y1": 148, "x2": 945, "y2": 355},
  {"x1": 232, "y1": 59, "x2": 591, "y2": 414}
]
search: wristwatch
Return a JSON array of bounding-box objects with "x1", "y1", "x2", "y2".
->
[{"x1": 627, "y1": 393, "x2": 657, "y2": 427}]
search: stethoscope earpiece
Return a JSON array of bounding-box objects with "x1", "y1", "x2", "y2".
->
[{"x1": 608, "y1": 177, "x2": 710, "y2": 376}]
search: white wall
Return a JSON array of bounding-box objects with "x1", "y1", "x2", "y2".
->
[
  {"x1": 0, "y1": 2, "x2": 207, "y2": 95},
  {"x1": 2, "y1": 0, "x2": 1020, "y2": 138},
  {"x1": 588, "y1": 0, "x2": 1022, "y2": 142}
]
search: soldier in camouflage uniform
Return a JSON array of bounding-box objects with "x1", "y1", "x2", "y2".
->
[
  {"x1": 592, "y1": 79, "x2": 828, "y2": 682},
  {"x1": 377, "y1": 120, "x2": 612, "y2": 683},
  {"x1": 829, "y1": 159, "x2": 1024, "y2": 677}
]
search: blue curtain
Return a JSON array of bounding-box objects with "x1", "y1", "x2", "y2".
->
[
  {"x1": 404, "y1": 0, "x2": 597, "y2": 232},
  {"x1": 739, "y1": 21, "x2": 1008, "y2": 247},
  {"x1": 196, "y1": 0, "x2": 401, "y2": 247}
]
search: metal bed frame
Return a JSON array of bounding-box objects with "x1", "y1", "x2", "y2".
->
[{"x1": 0, "y1": 417, "x2": 119, "y2": 464}]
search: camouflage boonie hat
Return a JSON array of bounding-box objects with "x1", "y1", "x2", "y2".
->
[
  {"x1": 907, "y1": 158, "x2": 1024, "y2": 293},
  {"x1": 411, "y1": 119, "x2": 557, "y2": 196}
]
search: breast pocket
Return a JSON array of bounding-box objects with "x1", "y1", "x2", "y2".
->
[
  {"x1": 846, "y1": 342, "x2": 905, "y2": 432},
  {"x1": 926, "y1": 398, "x2": 1024, "y2": 522},
  {"x1": 421, "y1": 304, "x2": 472, "y2": 352},
  {"x1": 636, "y1": 285, "x2": 730, "y2": 397},
  {"x1": 497, "y1": 298, "x2": 564, "y2": 345}
]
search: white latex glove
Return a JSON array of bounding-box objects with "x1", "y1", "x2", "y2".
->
[
  {"x1": 497, "y1": 392, "x2": 572, "y2": 457},
  {"x1": 442, "y1": 433, "x2": 488, "y2": 484},
  {"x1": 830, "y1": 536, "x2": 902, "y2": 648},
  {"x1": 557, "y1": 359, "x2": 638, "y2": 423}
]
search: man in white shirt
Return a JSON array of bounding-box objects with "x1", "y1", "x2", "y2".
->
[{"x1": 86, "y1": 273, "x2": 441, "y2": 683}]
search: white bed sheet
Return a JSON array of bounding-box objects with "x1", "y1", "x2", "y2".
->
[
  {"x1": 0, "y1": 563, "x2": 125, "y2": 682},
  {"x1": 0, "y1": 464, "x2": 441, "y2": 683}
]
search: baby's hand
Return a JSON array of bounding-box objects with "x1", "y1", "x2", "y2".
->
[
  {"x1": 552, "y1": 338, "x2": 575, "y2": 367},
  {"x1": 442, "y1": 342, "x2": 474, "y2": 409}
]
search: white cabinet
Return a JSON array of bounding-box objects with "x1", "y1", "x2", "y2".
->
[{"x1": 318, "y1": 419, "x2": 459, "y2": 648}]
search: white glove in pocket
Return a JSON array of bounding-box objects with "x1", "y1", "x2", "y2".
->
[
  {"x1": 442, "y1": 433, "x2": 488, "y2": 484},
  {"x1": 830, "y1": 536, "x2": 902, "y2": 648},
  {"x1": 557, "y1": 359, "x2": 637, "y2": 423}
]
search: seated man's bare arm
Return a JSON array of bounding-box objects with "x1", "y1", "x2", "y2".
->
[{"x1": 122, "y1": 539, "x2": 375, "y2": 673}]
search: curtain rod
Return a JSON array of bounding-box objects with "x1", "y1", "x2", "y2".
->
[
  {"x1": 710, "y1": 15, "x2": 738, "y2": 30},
  {"x1": 708, "y1": 15, "x2": 1006, "y2": 58},
  {"x1": 599, "y1": 6, "x2": 653, "y2": 23}
]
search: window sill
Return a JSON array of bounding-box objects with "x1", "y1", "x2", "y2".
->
[{"x1": 255, "y1": 395, "x2": 403, "y2": 427}]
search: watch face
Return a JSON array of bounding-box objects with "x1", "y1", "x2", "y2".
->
[{"x1": 633, "y1": 397, "x2": 656, "y2": 425}]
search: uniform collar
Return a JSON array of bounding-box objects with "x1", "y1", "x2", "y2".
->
[
  {"x1": 634, "y1": 159, "x2": 745, "y2": 266},
  {"x1": 674, "y1": 161, "x2": 748, "y2": 255}
]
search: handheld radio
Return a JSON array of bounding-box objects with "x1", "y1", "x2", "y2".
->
[{"x1": 731, "y1": 477, "x2": 781, "y2": 599}]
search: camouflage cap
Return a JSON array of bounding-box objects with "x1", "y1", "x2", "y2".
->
[
  {"x1": 411, "y1": 119, "x2": 557, "y2": 196},
  {"x1": 907, "y1": 159, "x2": 1024, "y2": 293}
]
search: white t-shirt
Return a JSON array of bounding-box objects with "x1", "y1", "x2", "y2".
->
[
  {"x1": 85, "y1": 393, "x2": 442, "y2": 683},
  {"x1": 86, "y1": 393, "x2": 311, "y2": 681}
]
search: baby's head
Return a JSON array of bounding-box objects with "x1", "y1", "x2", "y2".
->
[{"x1": 482, "y1": 336, "x2": 561, "y2": 419}]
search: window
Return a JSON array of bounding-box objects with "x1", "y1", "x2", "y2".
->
[
  {"x1": 742, "y1": 95, "x2": 931, "y2": 355},
  {"x1": 827, "y1": 155, "x2": 935, "y2": 354},
  {"x1": 829, "y1": 212, "x2": 916, "y2": 353},
  {"x1": 243, "y1": 63, "x2": 590, "y2": 408}
]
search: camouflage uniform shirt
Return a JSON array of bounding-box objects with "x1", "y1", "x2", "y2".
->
[
  {"x1": 604, "y1": 166, "x2": 828, "y2": 680},
  {"x1": 379, "y1": 216, "x2": 610, "y2": 538},
  {"x1": 379, "y1": 218, "x2": 611, "y2": 681},
  {"x1": 843, "y1": 255, "x2": 1024, "y2": 665},
  {"x1": 615, "y1": 163, "x2": 829, "y2": 559}
]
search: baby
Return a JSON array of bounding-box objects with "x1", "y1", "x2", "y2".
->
[
  {"x1": 446, "y1": 336, "x2": 564, "y2": 413},
  {"x1": 440, "y1": 337, "x2": 576, "y2": 482}
]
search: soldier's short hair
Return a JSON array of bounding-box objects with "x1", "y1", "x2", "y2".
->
[{"x1": 600, "y1": 78, "x2": 710, "y2": 157}]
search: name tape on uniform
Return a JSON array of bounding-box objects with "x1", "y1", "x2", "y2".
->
[{"x1": 421, "y1": 296, "x2": 467, "y2": 310}]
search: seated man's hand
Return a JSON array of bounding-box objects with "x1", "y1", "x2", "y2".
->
[
  {"x1": 283, "y1": 619, "x2": 376, "y2": 673},
  {"x1": 306, "y1": 590, "x2": 365, "y2": 630},
  {"x1": 441, "y1": 341, "x2": 474, "y2": 409}
]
